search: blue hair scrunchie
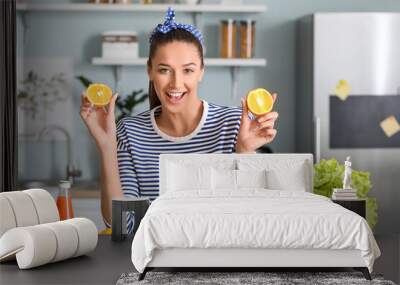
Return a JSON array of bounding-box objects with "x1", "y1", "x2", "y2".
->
[{"x1": 149, "y1": 7, "x2": 204, "y2": 47}]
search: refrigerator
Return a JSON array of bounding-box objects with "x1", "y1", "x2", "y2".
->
[{"x1": 297, "y1": 13, "x2": 400, "y2": 234}]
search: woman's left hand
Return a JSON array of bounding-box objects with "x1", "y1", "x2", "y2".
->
[{"x1": 235, "y1": 93, "x2": 278, "y2": 153}]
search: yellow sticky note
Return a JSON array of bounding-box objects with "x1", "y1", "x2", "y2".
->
[
  {"x1": 380, "y1": 116, "x2": 400, "y2": 137},
  {"x1": 335, "y1": 80, "x2": 351, "y2": 101}
]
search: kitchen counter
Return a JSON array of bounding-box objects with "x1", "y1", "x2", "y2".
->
[
  {"x1": 19, "y1": 180, "x2": 101, "y2": 198},
  {"x1": 71, "y1": 189, "x2": 100, "y2": 199}
]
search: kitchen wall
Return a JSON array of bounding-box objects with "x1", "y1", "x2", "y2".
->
[{"x1": 17, "y1": 0, "x2": 400, "y2": 232}]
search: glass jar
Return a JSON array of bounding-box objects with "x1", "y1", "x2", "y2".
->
[
  {"x1": 220, "y1": 19, "x2": 237, "y2": 58},
  {"x1": 56, "y1": 180, "x2": 74, "y2": 220},
  {"x1": 239, "y1": 20, "x2": 256, "y2": 58}
]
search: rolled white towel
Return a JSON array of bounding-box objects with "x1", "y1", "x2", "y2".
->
[
  {"x1": 0, "y1": 196, "x2": 17, "y2": 237},
  {"x1": 23, "y1": 189, "x2": 59, "y2": 224},
  {"x1": 64, "y1": 218, "x2": 98, "y2": 257},
  {"x1": 0, "y1": 225, "x2": 57, "y2": 269},
  {"x1": 42, "y1": 221, "x2": 79, "y2": 263},
  {"x1": 0, "y1": 218, "x2": 98, "y2": 269},
  {"x1": 0, "y1": 191, "x2": 39, "y2": 227}
]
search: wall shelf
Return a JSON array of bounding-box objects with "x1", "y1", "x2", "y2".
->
[
  {"x1": 17, "y1": 2, "x2": 267, "y2": 98},
  {"x1": 16, "y1": 3, "x2": 267, "y2": 13},
  {"x1": 92, "y1": 57, "x2": 267, "y2": 98},
  {"x1": 92, "y1": 57, "x2": 266, "y2": 66},
  {"x1": 16, "y1": 3, "x2": 266, "y2": 29}
]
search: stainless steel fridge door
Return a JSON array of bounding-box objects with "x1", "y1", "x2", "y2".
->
[{"x1": 314, "y1": 13, "x2": 400, "y2": 234}]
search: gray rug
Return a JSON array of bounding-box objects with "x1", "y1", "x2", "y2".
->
[{"x1": 116, "y1": 271, "x2": 396, "y2": 285}]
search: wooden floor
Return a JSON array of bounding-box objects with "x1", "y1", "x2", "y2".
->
[{"x1": 373, "y1": 234, "x2": 399, "y2": 284}]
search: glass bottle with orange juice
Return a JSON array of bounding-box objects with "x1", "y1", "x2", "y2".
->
[{"x1": 56, "y1": 180, "x2": 74, "y2": 220}]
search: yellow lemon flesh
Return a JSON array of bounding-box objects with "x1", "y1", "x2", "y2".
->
[
  {"x1": 85, "y1": 83, "x2": 113, "y2": 107},
  {"x1": 246, "y1": 88, "x2": 274, "y2": 116}
]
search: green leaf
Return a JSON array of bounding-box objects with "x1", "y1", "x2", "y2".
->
[
  {"x1": 366, "y1": 197, "x2": 378, "y2": 228},
  {"x1": 75, "y1": 75, "x2": 93, "y2": 88}
]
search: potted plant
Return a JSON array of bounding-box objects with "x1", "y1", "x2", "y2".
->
[
  {"x1": 313, "y1": 158, "x2": 378, "y2": 229},
  {"x1": 18, "y1": 71, "x2": 68, "y2": 120},
  {"x1": 76, "y1": 75, "x2": 148, "y2": 122}
]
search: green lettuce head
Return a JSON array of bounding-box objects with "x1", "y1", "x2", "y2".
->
[{"x1": 313, "y1": 158, "x2": 378, "y2": 229}]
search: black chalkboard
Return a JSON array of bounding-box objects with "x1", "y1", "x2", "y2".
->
[{"x1": 330, "y1": 95, "x2": 400, "y2": 148}]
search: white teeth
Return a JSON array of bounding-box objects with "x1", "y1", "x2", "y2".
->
[{"x1": 167, "y1": 92, "x2": 185, "y2": 97}]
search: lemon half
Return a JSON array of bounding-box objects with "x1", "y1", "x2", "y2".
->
[
  {"x1": 246, "y1": 88, "x2": 274, "y2": 116},
  {"x1": 85, "y1": 83, "x2": 113, "y2": 107}
]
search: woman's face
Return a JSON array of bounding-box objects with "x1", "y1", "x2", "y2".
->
[{"x1": 148, "y1": 41, "x2": 204, "y2": 112}]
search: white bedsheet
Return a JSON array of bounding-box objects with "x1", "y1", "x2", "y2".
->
[{"x1": 131, "y1": 190, "x2": 380, "y2": 273}]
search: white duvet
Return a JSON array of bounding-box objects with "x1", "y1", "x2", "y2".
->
[{"x1": 131, "y1": 190, "x2": 380, "y2": 273}]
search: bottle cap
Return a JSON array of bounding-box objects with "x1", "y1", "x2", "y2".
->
[
  {"x1": 221, "y1": 19, "x2": 237, "y2": 24},
  {"x1": 240, "y1": 20, "x2": 256, "y2": 25},
  {"x1": 59, "y1": 180, "x2": 71, "y2": 189}
]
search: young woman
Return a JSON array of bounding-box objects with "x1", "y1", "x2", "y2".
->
[{"x1": 80, "y1": 8, "x2": 278, "y2": 233}]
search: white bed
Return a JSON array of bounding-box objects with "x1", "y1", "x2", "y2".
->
[{"x1": 131, "y1": 154, "x2": 380, "y2": 280}]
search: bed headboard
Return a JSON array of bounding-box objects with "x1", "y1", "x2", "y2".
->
[{"x1": 159, "y1": 153, "x2": 314, "y2": 195}]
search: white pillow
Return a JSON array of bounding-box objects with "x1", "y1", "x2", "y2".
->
[
  {"x1": 167, "y1": 162, "x2": 212, "y2": 191},
  {"x1": 212, "y1": 168, "x2": 237, "y2": 191},
  {"x1": 237, "y1": 159, "x2": 309, "y2": 191},
  {"x1": 265, "y1": 167, "x2": 306, "y2": 191},
  {"x1": 211, "y1": 168, "x2": 268, "y2": 191},
  {"x1": 237, "y1": 169, "x2": 267, "y2": 189},
  {"x1": 166, "y1": 158, "x2": 236, "y2": 171}
]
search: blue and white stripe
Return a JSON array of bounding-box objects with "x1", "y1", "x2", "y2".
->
[{"x1": 115, "y1": 100, "x2": 242, "y2": 233}]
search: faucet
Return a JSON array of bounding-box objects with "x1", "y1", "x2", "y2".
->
[{"x1": 38, "y1": 125, "x2": 82, "y2": 185}]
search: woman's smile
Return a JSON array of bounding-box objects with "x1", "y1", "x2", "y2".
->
[{"x1": 166, "y1": 90, "x2": 187, "y2": 103}]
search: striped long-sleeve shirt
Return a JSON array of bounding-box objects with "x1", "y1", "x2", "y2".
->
[{"x1": 115, "y1": 100, "x2": 242, "y2": 233}]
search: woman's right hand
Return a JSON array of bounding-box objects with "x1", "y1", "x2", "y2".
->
[{"x1": 80, "y1": 92, "x2": 119, "y2": 150}]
